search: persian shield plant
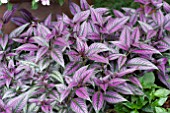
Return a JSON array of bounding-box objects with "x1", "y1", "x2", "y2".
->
[{"x1": 0, "y1": 0, "x2": 170, "y2": 113}]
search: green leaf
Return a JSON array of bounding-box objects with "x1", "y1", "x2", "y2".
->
[
  {"x1": 58, "y1": 0, "x2": 64, "y2": 6},
  {"x1": 50, "y1": 71, "x2": 64, "y2": 83},
  {"x1": 7, "y1": 3, "x2": 13, "y2": 10},
  {"x1": 32, "y1": 0, "x2": 38, "y2": 10},
  {"x1": 155, "y1": 107, "x2": 168, "y2": 113},
  {"x1": 139, "y1": 72, "x2": 155, "y2": 88},
  {"x1": 154, "y1": 89, "x2": 170, "y2": 97},
  {"x1": 142, "y1": 105, "x2": 154, "y2": 113},
  {"x1": 130, "y1": 110, "x2": 139, "y2": 113},
  {"x1": 152, "y1": 97, "x2": 168, "y2": 106}
]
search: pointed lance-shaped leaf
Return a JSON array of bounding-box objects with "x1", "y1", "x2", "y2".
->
[
  {"x1": 88, "y1": 43, "x2": 110, "y2": 55},
  {"x1": 95, "y1": 8, "x2": 109, "y2": 15},
  {"x1": 73, "y1": 10, "x2": 90, "y2": 23},
  {"x1": 44, "y1": 14, "x2": 52, "y2": 26},
  {"x1": 88, "y1": 54, "x2": 109, "y2": 64},
  {"x1": 118, "y1": 56, "x2": 127, "y2": 69},
  {"x1": 59, "y1": 88, "x2": 71, "y2": 102},
  {"x1": 104, "y1": 91, "x2": 127, "y2": 103},
  {"x1": 36, "y1": 46, "x2": 48, "y2": 62},
  {"x1": 129, "y1": 76, "x2": 142, "y2": 88},
  {"x1": 76, "y1": 87, "x2": 90, "y2": 101},
  {"x1": 110, "y1": 41, "x2": 129, "y2": 51},
  {"x1": 3, "y1": 6, "x2": 17, "y2": 24},
  {"x1": 50, "y1": 71, "x2": 64, "y2": 83},
  {"x1": 138, "y1": 21, "x2": 153, "y2": 33},
  {"x1": 114, "y1": 83, "x2": 133, "y2": 95},
  {"x1": 7, "y1": 92, "x2": 29, "y2": 113},
  {"x1": 32, "y1": 36, "x2": 49, "y2": 47},
  {"x1": 50, "y1": 48, "x2": 65, "y2": 68},
  {"x1": 116, "y1": 68, "x2": 137, "y2": 77},
  {"x1": 90, "y1": 7, "x2": 103, "y2": 26},
  {"x1": 87, "y1": 32, "x2": 101, "y2": 40},
  {"x1": 80, "y1": 0, "x2": 89, "y2": 10},
  {"x1": 64, "y1": 62, "x2": 80, "y2": 75},
  {"x1": 16, "y1": 43, "x2": 38, "y2": 51},
  {"x1": 73, "y1": 66, "x2": 88, "y2": 83},
  {"x1": 127, "y1": 57, "x2": 158, "y2": 70},
  {"x1": 119, "y1": 26, "x2": 131, "y2": 48},
  {"x1": 113, "y1": 9, "x2": 124, "y2": 18},
  {"x1": 156, "y1": 10, "x2": 164, "y2": 27},
  {"x1": 9, "y1": 23, "x2": 29, "y2": 38},
  {"x1": 132, "y1": 43, "x2": 161, "y2": 55},
  {"x1": 109, "y1": 78, "x2": 127, "y2": 87},
  {"x1": 163, "y1": 1, "x2": 170, "y2": 13},
  {"x1": 79, "y1": 21, "x2": 88, "y2": 39},
  {"x1": 64, "y1": 62, "x2": 81, "y2": 76},
  {"x1": 92, "y1": 91, "x2": 104, "y2": 113},
  {"x1": 131, "y1": 27, "x2": 140, "y2": 43},
  {"x1": 106, "y1": 16, "x2": 129, "y2": 34},
  {"x1": 69, "y1": 0, "x2": 81, "y2": 15},
  {"x1": 11, "y1": 16, "x2": 28, "y2": 26},
  {"x1": 71, "y1": 98, "x2": 88, "y2": 113},
  {"x1": 0, "y1": 34, "x2": 8, "y2": 50}
]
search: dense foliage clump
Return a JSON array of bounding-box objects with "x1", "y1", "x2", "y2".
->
[{"x1": 0, "y1": 0, "x2": 170, "y2": 113}]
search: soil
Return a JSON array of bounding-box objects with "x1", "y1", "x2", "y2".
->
[{"x1": 163, "y1": 96, "x2": 170, "y2": 109}]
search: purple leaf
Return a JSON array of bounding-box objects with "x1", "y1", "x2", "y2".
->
[
  {"x1": 146, "y1": 30, "x2": 157, "y2": 39},
  {"x1": 118, "y1": 56, "x2": 127, "y2": 69},
  {"x1": 80, "y1": 0, "x2": 89, "y2": 10},
  {"x1": 16, "y1": 43, "x2": 38, "y2": 51},
  {"x1": 116, "y1": 68, "x2": 137, "y2": 77},
  {"x1": 113, "y1": 9, "x2": 124, "y2": 18},
  {"x1": 108, "y1": 53, "x2": 125, "y2": 61},
  {"x1": 88, "y1": 43, "x2": 110, "y2": 55},
  {"x1": 109, "y1": 78, "x2": 126, "y2": 87},
  {"x1": 163, "y1": 1, "x2": 170, "y2": 13},
  {"x1": 104, "y1": 91, "x2": 127, "y2": 103},
  {"x1": 0, "y1": 34, "x2": 8, "y2": 50},
  {"x1": 79, "y1": 21, "x2": 88, "y2": 39},
  {"x1": 88, "y1": 54, "x2": 109, "y2": 64},
  {"x1": 92, "y1": 91, "x2": 104, "y2": 113},
  {"x1": 120, "y1": 26, "x2": 131, "y2": 48},
  {"x1": 73, "y1": 66, "x2": 88, "y2": 82},
  {"x1": 9, "y1": 23, "x2": 29, "y2": 38},
  {"x1": 64, "y1": 62, "x2": 81, "y2": 75},
  {"x1": 71, "y1": 98, "x2": 88, "y2": 113},
  {"x1": 127, "y1": 57, "x2": 158, "y2": 70},
  {"x1": 90, "y1": 7, "x2": 103, "y2": 26},
  {"x1": 132, "y1": 43, "x2": 161, "y2": 55},
  {"x1": 3, "y1": 7, "x2": 17, "y2": 24},
  {"x1": 44, "y1": 14, "x2": 52, "y2": 26},
  {"x1": 129, "y1": 76, "x2": 142, "y2": 88},
  {"x1": 11, "y1": 17, "x2": 28, "y2": 26},
  {"x1": 36, "y1": 46, "x2": 48, "y2": 62},
  {"x1": 32, "y1": 36, "x2": 49, "y2": 47},
  {"x1": 131, "y1": 27, "x2": 140, "y2": 43},
  {"x1": 106, "y1": 16, "x2": 129, "y2": 34},
  {"x1": 59, "y1": 88, "x2": 71, "y2": 102},
  {"x1": 7, "y1": 93, "x2": 29, "y2": 113},
  {"x1": 138, "y1": 21, "x2": 153, "y2": 33},
  {"x1": 76, "y1": 87, "x2": 90, "y2": 101},
  {"x1": 87, "y1": 32, "x2": 101, "y2": 40},
  {"x1": 110, "y1": 41, "x2": 129, "y2": 51},
  {"x1": 114, "y1": 83, "x2": 133, "y2": 95},
  {"x1": 73, "y1": 10, "x2": 90, "y2": 23},
  {"x1": 50, "y1": 48, "x2": 65, "y2": 68},
  {"x1": 54, "y1": 37, "x2": 68, "y2": 47},
  {"x1": 69, "y1": 0, "x2": 81, "y2": 15},
  {"x1": 95, "y1": 8, "x2": 109, "y2": 14}
]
